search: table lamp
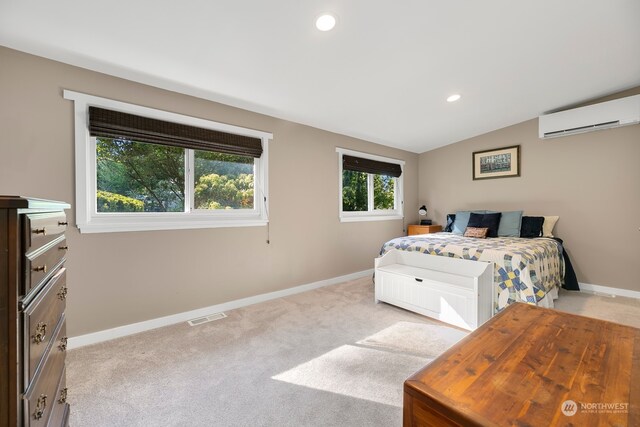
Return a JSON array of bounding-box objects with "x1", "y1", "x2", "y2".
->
[{"x1": 419, "y1": 205, "x2": 432, "y2": 225}]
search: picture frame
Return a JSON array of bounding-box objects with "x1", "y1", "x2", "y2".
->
[{"x1": 472, "y1": 145, "x2": 520, "y2": 180}]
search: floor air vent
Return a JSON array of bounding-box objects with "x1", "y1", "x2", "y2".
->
[{"x1": 187, "y1": 312, "x2": 227, "y2": 326}]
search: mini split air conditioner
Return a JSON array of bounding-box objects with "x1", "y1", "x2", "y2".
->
[{"x1": 538, "y1": 94, "x2": 640, "y2": 139}]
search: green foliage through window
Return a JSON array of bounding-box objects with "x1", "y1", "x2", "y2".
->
[
  {"x1": 96, "y1": 190, "x2": 144, "y2": 212},
  {"x1": 97, "y1": 138, "x2": 184, "y2": 212},
  {"x1": 96, "y1": 138, "x2": 255, "y2": 213},
  {"x1": 374, "y1": 174, "x2": 395, "y2": 210},
  {"x1": 342, "y1": 170, "x2": 395, "y2": 212},
  {"x1": 194, "y1": 150, "x2": 254, "y2": 210},
  {"x1": 342, "y1": 170, "x2": 368, "y2": 211}
]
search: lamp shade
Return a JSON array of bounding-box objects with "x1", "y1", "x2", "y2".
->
[{"x1": 418, "y1": 205, "x2": 427, "y2": 216}]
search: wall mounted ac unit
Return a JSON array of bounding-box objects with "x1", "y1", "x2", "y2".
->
[{"x1": 539, "y1": 94, "x2": 640, "y2": 139}]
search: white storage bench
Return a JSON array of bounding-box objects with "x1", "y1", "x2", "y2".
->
[{"x1": 375, "y1": 249, "x2": 494, "y2": 331}]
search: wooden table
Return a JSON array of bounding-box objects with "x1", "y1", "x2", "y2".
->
[{"x1": 403, "y1": 303, "x2": 640, "y2": 426}]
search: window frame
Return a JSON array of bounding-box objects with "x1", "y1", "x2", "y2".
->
[
  {"x1": 64, "y1": 90, "x2": 272, "y2": 233},
  {"x1": 336, "y1": 147, "x2": 404, "y2": 222}
]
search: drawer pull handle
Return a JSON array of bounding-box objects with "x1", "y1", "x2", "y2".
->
[
  {"x1": 415, "y1": 278, "x2": 423, "y2": 282},
  {"x1": 33, "y1": 265, "x2": 47, "y2": 273},
  {"x1": 58, "y1": 221, "x2": 68, "y2": 226},
  {"x1": 32, "y1": 227, "x2": 46, "y2": 235},
  {"x1": 59, "y1": 336, "x2": 68, "y2": 352},
  {"x1": 57, "y1": 286, "x2": 68, "y2": 301},
  {"x1": 58, "y1": 387, "x2": 68, "y2": 404},
  {"x1": 59, "y1": 245, "x2": 69, "y2": 251},
  {"x1": 33, "y1": 394, "x2": 47, "y2": 420},
  {"x1": 32, "y1": 322, "x2": 47, "y2": 344}
]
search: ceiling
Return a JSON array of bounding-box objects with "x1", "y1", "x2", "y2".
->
[{"x1": 1, "y1": 1, "x2": 639, "y2": 153}]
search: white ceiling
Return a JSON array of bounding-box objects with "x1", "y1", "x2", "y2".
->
[{"x1": 1, "y1": 1, "x2": 639, "y2": 153}]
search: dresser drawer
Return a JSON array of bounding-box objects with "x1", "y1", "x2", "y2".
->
[
  {"x1": 47, "y1": 365, "x2": 69, "y2": 427},
  {"x1": 23, "y1": 212, "x2": 67, "y2": 254},
  {"x1": 23, "y1": 318, "x2": 66, "y2": 427},
  {"x1": 23, "y1": 268, "x2": 67, "y2": 386},
  {"x1": 24, "y1": 236, "x2": 67, "y2": 297}
]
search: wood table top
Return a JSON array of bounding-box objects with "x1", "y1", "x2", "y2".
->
[{"x1": 404, "y1": 302, "x2": 640, "y2": 426}]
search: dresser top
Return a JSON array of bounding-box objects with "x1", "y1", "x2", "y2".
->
[
  {"x1": 405, "y1": 302, "x2": 640, "y2": 426},
  {"x1": 0, "y1": 196, "x2": 70, "y2": 210}
]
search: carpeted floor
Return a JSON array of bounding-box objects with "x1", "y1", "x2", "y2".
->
[
  {"x1": 67, "y1": 278, "x2": 640, "y2": 426},
  {"x1": 554, "y1": 288, "x2": 640, "y2": 328}
]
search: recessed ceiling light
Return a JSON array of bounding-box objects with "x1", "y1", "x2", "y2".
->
[
  {"x1": 316, "y1": 14, "x2": 336, "y2": 31},
  {"x1": 447, "y1": 94, "x2": 462, "y2": 103}
]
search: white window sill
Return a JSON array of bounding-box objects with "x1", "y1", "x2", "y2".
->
[
  {"x1": 77, "y1": 217, "x2": 268, "y2": 233},
  {"x1": 340, "y1": 214, "x2": 404, "y2": 223}
]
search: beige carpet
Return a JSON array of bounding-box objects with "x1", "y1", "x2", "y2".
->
[
  {"x1": 554, "y1": 288, "x2": 640, "y2": 328},
  {"x1": 67, "y1": 277, "x2": 466, "y2": 427},
  {"x1": 67, "y1": 278, "x2": 640, "y2": 426}
]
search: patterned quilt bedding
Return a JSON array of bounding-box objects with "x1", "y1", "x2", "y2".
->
[{"x1": 380, "y1": 232, "x2": 564, "y2": 311}]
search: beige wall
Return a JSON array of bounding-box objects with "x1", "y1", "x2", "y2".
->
[
  {"x1": 0, "y1": 47, "x2": 419, "y2": 337},
  {"x1": 419, "y1": 87, "x2": 640, "y2": 292}
]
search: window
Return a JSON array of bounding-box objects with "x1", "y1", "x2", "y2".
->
[
  {"x1": 96, "y1": 140, "x2": 255, "y2": 213},
  {"x1": 97, "y1": 138, "x2": 186, "y2": 213},
  {"x1": 193, "y1": 150, "x2": 255, "y2": 210},
  {"x1": 337, "y1": 148, "x2": 404, "y2": 222},
  {"x1": 64, "y1": 90, "x2": 272, "y2": 233}
]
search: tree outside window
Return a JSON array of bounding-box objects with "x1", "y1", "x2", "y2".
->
[
  {"x1": 96, "y1": 138, "x2": 255, "y2": 213},
  {"x1": 342, "y1": 170, "x2": 396, "y2": 212}
]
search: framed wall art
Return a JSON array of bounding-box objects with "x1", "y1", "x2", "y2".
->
[{"x1": 472, "y1": 145, "x2": 520, "y2": 180}]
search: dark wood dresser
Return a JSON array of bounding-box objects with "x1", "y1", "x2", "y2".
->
[
  {"x1": 404, "y1": 303, "x2": 640, "y2": 426},
  {"x1": 1, "y1": 196, "x2": 71, "y2": 426}
]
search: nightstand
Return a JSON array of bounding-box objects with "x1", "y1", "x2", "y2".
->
[{"x1": 407, "y1": 224, "x2": 442, "y2": 236}]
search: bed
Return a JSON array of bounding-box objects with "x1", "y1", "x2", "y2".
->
[{"x1": 379, "y1": 232, "x2": 565, "y2": 311}]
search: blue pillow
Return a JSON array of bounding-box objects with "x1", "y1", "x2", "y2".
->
[
  {"x1": 452, "y1": 210, "x2": 486, "y2": 235},
  {"x1": 497, "y1": 210, "x2": 523, "y2": 237}
]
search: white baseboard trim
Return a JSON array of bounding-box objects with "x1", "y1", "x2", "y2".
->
[
  {"x1": 68, "y1": 269, "x2": 374, "y2": 350},
  {"x1": 578, "y1": 282, "x2": 640, "y2": 299}
]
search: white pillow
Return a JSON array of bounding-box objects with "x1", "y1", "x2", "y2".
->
[{"x1": 542, "y1": 216, "x2": 559, "y2": 237}]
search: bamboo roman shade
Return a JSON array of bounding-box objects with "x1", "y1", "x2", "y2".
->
[
  {"x1": 342, "y1": 155, "x2": 402, "y2": 177},
  {"x1": 88, "y1": 107, "x2": 263, "y2": 158}
]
